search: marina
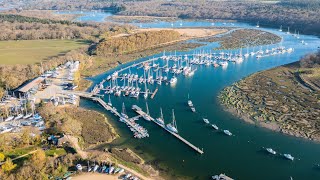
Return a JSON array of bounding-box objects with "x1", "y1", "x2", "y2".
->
[
  {"x1": 0, "y1": 0, "x2": 320, "y2": 179},
  {"x1": 69, "y1": 89, "x2": 204, "y2": 154},
  {"x1": 93, "y1": 46, "x2": 294, "y2": 101},
  {"x1": 50, "y1": 15, "x2": 320, "y2": 180}
]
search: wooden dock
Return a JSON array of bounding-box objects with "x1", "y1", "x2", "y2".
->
[
  {"x1": 93, "y1": 98, "x2": 148, "y2": 137},
  {"x1": 150, "y1": 88, "x2": 158, "y2": 99},
  {"x1": 132, "y1": 105, "x2": 154, "y2": 121},
  {"x1": 60, "y1": 91, "x2": 148, "y2": 137},
  {"x1": 61, "y1": 92, "x2": 204, "y2": 154},
  {"x1": 132, "y1": 105, "x2": 204, "y2": 154}
]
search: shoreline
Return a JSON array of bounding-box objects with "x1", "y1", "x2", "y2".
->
[
  {"x1": 218, "y1": 63, "x2": 320, "y2": 143},
  {"x1": 221, "y1": 102, "x2": 320, "y2": 143},
  {"x1": 220, "y1": 102, "x2": 281, "y2": 132}
]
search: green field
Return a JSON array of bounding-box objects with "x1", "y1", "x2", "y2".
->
[{"x1": 0, "y1": 40, "x2": 89, "y2": 65}]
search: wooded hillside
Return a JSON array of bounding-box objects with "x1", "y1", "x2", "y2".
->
[
  {"x1": 5, "y1": 0, "x2": 320, "y2": 35},
  {"x1": 0, "y1": 14, "x2": 126, "y2": 41},
  {"x1": 96, "y1": 30, "x2": 181, "y2": 56}
]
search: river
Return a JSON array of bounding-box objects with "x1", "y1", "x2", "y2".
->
[{"x1": 64, "y1": 11, "x2": 320, "y2": 180}]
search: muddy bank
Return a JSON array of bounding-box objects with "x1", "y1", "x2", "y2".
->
[
  {"x1": 219, "y1": 62, "x2": 320, "y2": 142},
  {"x1": 200, "y1": 29, "x2": 281, "y2": 50}
]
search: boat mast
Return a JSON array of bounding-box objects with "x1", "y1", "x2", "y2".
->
[
  {"x1": 122, "y1": 102, "x2": 126, "y2": 115},
  {"x1": 160, "y1": 107, "x2": 163, "y2": 120},
  {"x1": 24, "y1": 98, "x2": 27, "y2": 115},
  {"x1": 146, "y1": 102, "x2": 149, "y2": 115},
  {"x1": 172, "y1": 109, "x2": 177, "y2": 130},
  {"x1": 144, "y1": 80, "x2": 148, "y2": 92},
  {"x1": 31, "y1": 101, "x2": 35, "y2": 116},
  {"x1": 108, "y1": 95, "x2": 112, "y2": 104}
]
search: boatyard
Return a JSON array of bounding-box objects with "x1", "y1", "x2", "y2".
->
[{"x1": 0, "y1": 60, "x2": 82, "y2": 134}]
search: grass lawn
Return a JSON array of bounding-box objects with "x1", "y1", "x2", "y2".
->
[
  {"x1": 4, "y1": 146, "x2": 37, "y2": 159},
  {"x1": 45, "y1": 148, "x2": 67, "y2": 157},
  {"x1": 0, "y1": 39, "x2": 90, "y2": 65}
]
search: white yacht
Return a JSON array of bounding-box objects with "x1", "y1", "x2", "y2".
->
[
  {"x1": 166, "y1": 109, "x2": 178, "y2": 134},
  {"x1": 23, "y1": 113, "x2": 33, "y2": 119},
  {"x1": 144, "y1": 91, "x2": 148, "y2": 99},
  {"x1": 187, "y1": 94, "x2": 193, "y2": 107},
  {"x1": 266, "y1": 148, "x2": 276, "y2": 155},
  {"x1": 284, "y1": 154, "x2": 294, "y2": 161},
  {"x1": 212, "y1": 174, "x2": 234, "y2": 180},
  {"x1": 5, "y1": 116, "x2": 14, "y2": 122},
  {"x1": 114, "y1": 90, "x2": 121, "y2": 97},
  {"x1": 156, "y1": 108, "x2": 165, "y2": 125},
  {"x1": 76, "y1": 164, "x2": 83, "y2": 171},
  {"x1": 14, "y1": 114, "x2": 23, "y2": 120},
  {"x1": 223, "y1": 130, "x2": 232, "y2": 136},
  {"x1": 170, "y1": 76, "x2": 177, "y2": 85},
  {"x1": 203, "y1": 118, "x2": 210, "y2": 124},
  {"x1": 0, "y1": 126, "x2": 13, "y2": 134},
  {"x1": 211, "y1": 124, "x2": 219, "y2": 130},
  {"x1": 219, "y1": 61, "x2": 228, "y2": 66},
  {"x1": 121, "y1": 103, "x2": 128, "y2": 119}
]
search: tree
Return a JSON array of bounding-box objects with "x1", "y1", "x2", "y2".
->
[
  {"x1": 1, "y1": 158, "x2": 16, "y2": 173},
  {"x1": 30, "y1": 149, "x2": 46, "y2": 169},
  {"x1": 0, "y1": 152, "x2": 5, "y2": 162},
  {"x1": 61, "y1": 117, "x2": 82, "y2": 136},
  {"x1": 21, "y1": 128, "x2": 31, "y2": 146}
]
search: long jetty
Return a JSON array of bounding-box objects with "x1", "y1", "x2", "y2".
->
[
  {"x1": 60, "y1": 91, "x2": 148, "y2": 137},
  {"x1": 132, "y1": 105, "x2": 204, "y2": 154},
  {"x1": 93, "y1": 98, "x2": 148, "y2": 138}
]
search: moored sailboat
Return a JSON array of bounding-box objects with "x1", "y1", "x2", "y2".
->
[
  {"x1": 166, "y1": 109, "x2": 178, "y2": 133},
  {"x1": 156, "y1": 107, "x2": 165, "y2": 125}
]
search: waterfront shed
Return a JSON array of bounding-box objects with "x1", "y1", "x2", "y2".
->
[{"x1": 16, "y1": 77, "x2": 45, "y2": 95}]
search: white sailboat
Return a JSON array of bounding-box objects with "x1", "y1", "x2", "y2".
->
[
  {"x1": 120, "y1": 102, "x2": 128, "y2": 120},
  {"x1": 144, "y1": 82, "x2": 148, "y2": 99},
  {"x1": 170, "y1": 76, "x2": 177, "y2": 85},
  {"x1": 187, "y1": 94, "x2": 193, "y2": 107},
  {"x1": 5, "y1": 115, "x2": 14, "y2": 122},
  {"x1": 266, "y1": 148, "x2": 276, "y2": 155},
  {"x1": 244, "y1": 47, "x2": 250, "y2": 58},
  {"x1": 23, "y1": 100, "x2": 32, "y2": 119},
  {"x1": 166, "y1": 109, "x2": 178, "y2": 133},
  {"x1": 143, "y1": 102, "x2": 152, "y2": 121},
  {"x1": 156, "y1": 107, "x2": 165, "y2": 125},
  {"x1": 223, "y1": 130, "x2": 232, "y2": 136},
  {"x1": 203, "y1": 118, "x2": 210, "y2": 124},
  {"x1": 108, "y1": 95, "x2": 112, "y2": 106},
  {"x1": 284, "y1": 154, "x2": 294, "y2": 161}
]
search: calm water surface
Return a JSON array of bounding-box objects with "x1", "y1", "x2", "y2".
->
[{"x1": 73, "y1": 12, "x2": 320, "y2": 179}]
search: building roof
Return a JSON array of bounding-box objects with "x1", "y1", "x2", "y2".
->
[{"x1": 17, "y1": 77, "x2": 45, "y2": 93}]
